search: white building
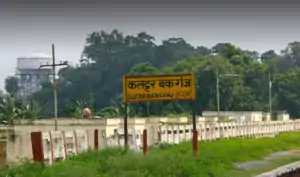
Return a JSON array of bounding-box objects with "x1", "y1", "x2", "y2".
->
[
  {"x1": 202, "y1": 111, "x2": 290, "y2": 122},
  {"x1": 15, "y1": 53, "x2": 53, "y2": 100},
  {"x1": 272, "y1": 110, "x2": 290, "y2": 121},
  {"x1": 202, "y1": 111, "x2": 263, "y2": 122}
]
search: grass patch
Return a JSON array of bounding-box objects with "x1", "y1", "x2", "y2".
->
[
  {"x1": 227, "y1": 155, "x2": 300, "y2": 177},
  {"x1": 247, "y1": 156, "x2": 300, "y2": 176},
  {"x1": 2, "y1": 132, "x2": 300, "y2": 177}
]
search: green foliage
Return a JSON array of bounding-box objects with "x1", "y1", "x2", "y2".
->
[
  {"x1": 0, "y1": 95, "x2": 23, "y2": 125},
  {"x1": 4, "y1": 76, "x2": 19, "y2": 96},
  {"x1": 96, "y1": 106, "x2": 120, "y2": 117},
  {"x1": 63, "y1": 100, "x2": 87, "y2": 119},
  {"x1": 0, "y1": 29, "x2": 296, "y2": 118},
  {"x1": 2, "y1": 132, "x2": 300, "y2": 177},
  {"x1": 20, "y1": 100, "x2": 48, "y2": 121},
  {"x1": 0, "y1": 95, "x2": 47, "y2": 124},
  {"x1": 96, "y1": 98, "x2": 134, "y2": 117}
]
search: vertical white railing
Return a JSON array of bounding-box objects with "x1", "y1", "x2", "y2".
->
[
  {"x1": 37, "y1": 120, "x2": 300, "y2": 164},
  {"x1": 155, "y1": 120, "x2": 300, "y2": 145}
]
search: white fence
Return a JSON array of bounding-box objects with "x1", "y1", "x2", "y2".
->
[
  {"x1": 42, "y1": 130, "x2": 90, "y2": 165},
  {"x1": 40, "y1": 129, "x2": 141, "y2": 165},
  {"x1": 157, "y1": 120, "x2": 300, "y2": 144},
  {"x1": 37, "y1": 120, "x2": 300, "y2": 165}
]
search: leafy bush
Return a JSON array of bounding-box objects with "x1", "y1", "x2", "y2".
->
[{"x1": 1, "y1": 132, "x2": 300, "y2": 177}]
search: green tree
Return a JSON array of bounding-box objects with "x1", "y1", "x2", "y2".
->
[
  {"x1": 63, "y1": 100, "x2": 87, "y2": 119},
  {"x1": 261, "y1": 50, "x2": 277, "y2": 63},
  {"x1": 20, "y1": 100, "x2": 48, "y2": 122},
  {"x1": 0, "y1": 89, "x2": 3, "y2": 99},
  {"x1": 5, "y1": 76, "x2": 19, "y2": 96},
  {"x1": 274, "y1": 69, "x2": 300, "y2": 117},
  {"x1": 0, "y1": 95, "x2": 23, "y2": 125},
  {"x1": 281, "y1": 41, "x2": 300, "y2": 67},
  {"x1": 22, "y1": 29, "x2": 300, "y2": 118}
]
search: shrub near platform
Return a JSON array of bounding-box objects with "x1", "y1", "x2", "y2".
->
[{"x1": 1, "y1": 132, "x2": 300, "y2": 177}]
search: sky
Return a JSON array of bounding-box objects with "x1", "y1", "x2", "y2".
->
[{"x1": 1, "y1": 2, "x2": 300, "y2": 90}]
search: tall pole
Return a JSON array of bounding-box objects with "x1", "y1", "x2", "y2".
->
[
  {"x1": 39, "y1": 44, "x2": 70, "y2": 131},
  {"x1": 192, "y1": 100, "x2": 196, "y2": 131},
  {"x1": 192, "y1": 73, "x2": 197, "y2": 131},
  {"x1": 52, "y1": 44, "x2": 58, "y2": 131},
  {"x1": 269, "y1": 71, "x2": 272, "y2": 120},
  {"x1": 216, "y1": 67, "x2": 220, "y2": 119},
  {"x1": 124, "y1": 102, "x2": 128, "y2": 148}
]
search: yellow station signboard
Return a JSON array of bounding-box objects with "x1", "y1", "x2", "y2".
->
[{"x1": 122, "y1": 73, "x2": 196, "y2": 103}]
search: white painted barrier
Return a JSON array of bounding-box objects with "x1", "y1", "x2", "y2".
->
[
  {"x1": 37, "y1": 120, "x2": 300, "y2": 165},
  {"x1": 105, "y1": 129, "x2": 142, "y2": 150},
  {"x1": 155, "y1": 120, "x2": 300, "y2": 145},
  {"x1": 41, "y1": 130, "x2": 90, "y2": 165},
  {"x1": 40, "y1": 128, "x2": 142, "y2": 165}
]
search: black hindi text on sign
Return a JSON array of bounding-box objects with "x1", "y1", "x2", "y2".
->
[{"x1": 126, "y1": 78, "x2": 192, "y2": 91}]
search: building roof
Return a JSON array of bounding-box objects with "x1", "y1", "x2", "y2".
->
[{"x1": 17, "y1": 53, "x2": 51, "y2": 59}]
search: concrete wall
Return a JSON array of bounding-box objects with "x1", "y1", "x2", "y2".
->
[
  {"x1": 6, "y1": 122, "x2": 107, "y2": 163},
  {"x1": 249, "y1": 112, "x2": 263, "y2": 122},
  {"x1": 277, "y1": 113, "x2": 290, "y2": 121},
  {"x1": 262, "y1": 113, "x2": 271, "y2": 121},
  {"x1": 4, "y1": 117, "x2": 188, "y2": 163},
  {"x1": 203, "y1": 111, "x2": 252, "y2": 117},
  {"x1": 5, "y1": 117, "x2": 294, "y2": 164},
  {"x1": 21, "y1": 120, "x2": 300, "y2": 166},
  {"x1": 203, "y1": 111, "x2": 264, "y2": 121}
]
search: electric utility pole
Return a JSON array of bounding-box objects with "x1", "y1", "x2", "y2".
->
[
  {"x1": 216, "y1": 67, "x2": 220, "y2": 119},
  {"x1": 39, "y1": 44, "x2": 69, "y2": 131},
  {"x1": 269, "y1": 71, "x2": 272, "y2": 120}
]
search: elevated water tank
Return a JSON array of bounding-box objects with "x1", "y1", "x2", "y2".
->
[{"x1": 17, "y1": 53, "x2": 52, "y2": 70}]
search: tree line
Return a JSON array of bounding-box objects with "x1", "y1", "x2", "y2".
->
[{"x1": 4, "y1": 29, "x2": 300, "y2": 118}]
